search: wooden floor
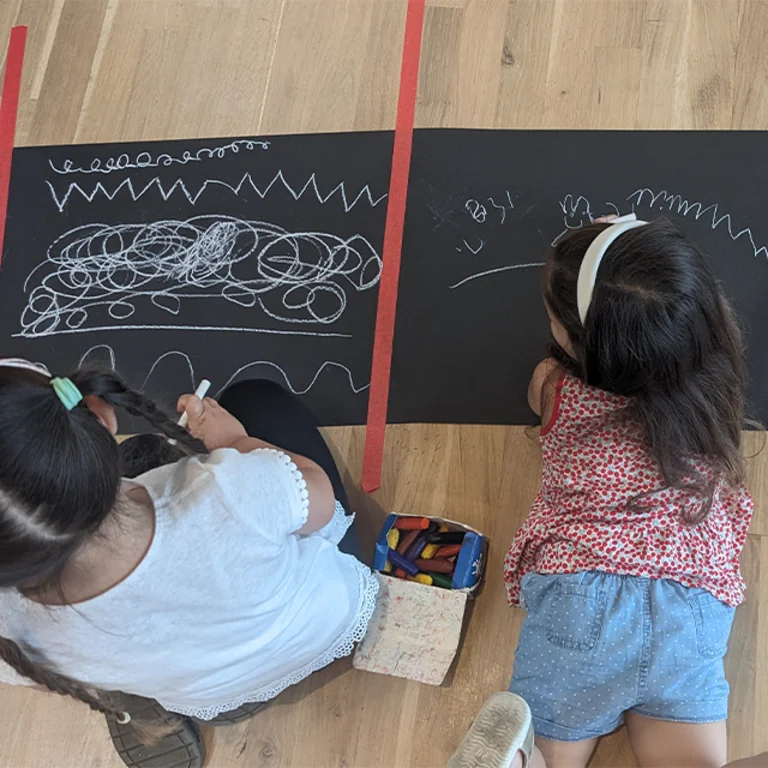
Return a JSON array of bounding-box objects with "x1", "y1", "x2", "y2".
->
[{"x1": 1, "y1": 1, "x2": 767, "y2": 766}]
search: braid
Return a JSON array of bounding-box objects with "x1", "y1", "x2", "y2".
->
[
  {"x1": 110, "y1": 387, "x2": 207, "y2": 455},
  {"x1": 70, "y1": 368, "x2": 207, "y2": 456},
  {"x1": 0, "y1": 636, "x2": 182, "y2": 742},
  {"x1": 0, "y1": 635, "x2": 125, "y2": 718}
]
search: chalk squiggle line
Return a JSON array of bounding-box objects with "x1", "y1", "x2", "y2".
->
[
  {"x1": 48, "y1": 139, "x2": 270, "y2": 176},
  {"x1": 449, "y1": 262, "x2": 545, "y2": 290},
  {"x1": 78, "y1": 346, "x2": 368, "y2": 399},
  {"x1": 21, "y1": 216, "x2": 381, "y2": 338},
  {"x1": 215, "y1": 359, "x2": 369, "y2": 397},
  {"x1": 46, "y1": 170, "x2": 388, "y2": 213},
  {"x1": 627, "y1": 188, "x2": 768, "y2": 259},
  {"x1": 78, "y1": 344, "x2": 116, "y2": 370}
]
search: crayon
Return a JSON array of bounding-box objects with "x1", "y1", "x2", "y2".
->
[
  {"x1": 388, "y1": 548, "x2": 419, "y2": 576},
  {"x1": 426, "y1": 531, "x2": 465, "y2": 545},
  {"x1": 404, "y1": 531, "x2": 429, "y2": 560},
  {"x1": 431, "y1": 573, "x2": 453, "y2": 589},
  {"x1": 386, "y1": 528, "x2": 400, "y2": 550},
  {"x1": 436, "y1": 543, "x2": 462, "y2": 558},
  {"x1": 396, "y1": 529, "x2": 420, "y2": 555},
  {"x1": 393, "y1": 516, "x2": 430, "y2": 531},
  {"x1": 393, "y1": 568, "x2": 407, "y2": 578},
  {"x1": 420, "y1": 543, "x2": 440, "y2": 559},
  {"x1": 407, "y1": 573, "x2": 433, "y2": 586},
  {"x1": 414, "y1": 557, "x2": 454, "y2": 574}
]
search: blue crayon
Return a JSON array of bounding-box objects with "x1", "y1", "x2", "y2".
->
[{"x1": 388, "y1": 548, "x2": 419, "y2": 576}]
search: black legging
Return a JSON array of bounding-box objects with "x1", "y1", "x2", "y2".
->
[
  {"x1": 120, "y1": 379, "x2": 359, "y2": 556},
  {"x1": 218, "y1": 379, "x2": 350, "y2": 512}
]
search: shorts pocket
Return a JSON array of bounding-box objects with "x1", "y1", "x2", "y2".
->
[
  {"x1": 545, "y1": 581, "x2": 607, "y2": 651},
  {"x1": 687, "y1": 592, "x2": 735, "y2": 659}
]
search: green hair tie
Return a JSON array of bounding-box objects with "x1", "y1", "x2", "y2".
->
[{"x1": 50, "y1": 377, "x2": 83, "y2": 411}]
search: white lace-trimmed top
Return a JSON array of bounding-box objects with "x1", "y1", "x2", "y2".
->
[{"x1": 0, "y1": 448, "x2": 379, "y2": 719}]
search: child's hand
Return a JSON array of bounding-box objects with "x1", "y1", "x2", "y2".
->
[{"x1": 177, "y1": 395, "x2": 248, "y2": 451}]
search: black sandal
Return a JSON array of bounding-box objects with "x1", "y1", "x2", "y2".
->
[
  {"x1": 201, "y1": 700, "x2": 269, "y2": 727},
  {"x1": 106, "y1": 694, "x2": 205, "y2": 768}
]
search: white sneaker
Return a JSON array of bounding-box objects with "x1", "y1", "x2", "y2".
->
[{"x1": 446, "y1": 692, "x2": 534, "y2": 768}]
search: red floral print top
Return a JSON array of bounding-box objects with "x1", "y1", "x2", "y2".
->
[{"x1": 504, "y1": 372, "x2": 753, "y2": 607}]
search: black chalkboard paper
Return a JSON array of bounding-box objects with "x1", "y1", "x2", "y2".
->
[
  {"x1": 2, "y1": 130, "x2": 767, "y2": 427},
  {"x1": 1, "y1": 133, "x2": 392, "y2": 425},
  {"x1": 390, "y1": 130, "x2": 768, "y2": 425}
]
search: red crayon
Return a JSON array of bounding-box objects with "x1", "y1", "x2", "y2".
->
[
  {"x1": 393, "y1": 516, "x2": 430, "y2": 531},
  {"x1": 396, "y1": 529, "x2": 420, "y2": 555},
  {"x1": 436, "y1": 544, "x2": 462, "y2": 558}
]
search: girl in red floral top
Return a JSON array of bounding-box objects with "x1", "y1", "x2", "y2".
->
[{"x1": 504, "y1": 216, "x2": 753, "y2": 768}]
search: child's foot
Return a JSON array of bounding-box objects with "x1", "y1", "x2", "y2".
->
[
  {"x1": 447, "y1": 692, "x2": 534, "y2": 768},
  {"x1": 106, "y1": 694, "x2": 205, "y2": 768}
]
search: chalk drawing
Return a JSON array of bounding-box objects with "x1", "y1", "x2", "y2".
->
[
  {"x1": 551, "y1": 193, "x2": 595, "y2": 245},
  {"x1": 48, "y1": 139, "x2": 270, "y2": 176},
  {"x1": 79, "y1": 345, "x2": 369, "y2": 399},
  {"x1": 215, "y1": 359, "x2": 369, "y2": 397},
  {"x1": 20, "y1": 216, "x2": 381, "y2": 338},
  {"x1": 463, "y1": 238, "x2": 485, "y2": 255},
  {"x1": 465, "y1": 199, "x2": 487, "y2": 224},
  {"x1": 46, "y1": 170, "x2": 388, "y2": 213},
  {"x1": 14, "y1": 324, "x2": 352, "y2": 340},
  {"x1": 463, "y1": 191, "x2": 514, "y2": 228},
  {"x1": 449, "y1": 262, "x2": 545, "y2": 290},
  {"x1": 627, "y1": 187, "x2": 768, "y2": 259},
  {"x1": 547, "y1": 188, "x2": 767, "y2": 261}
]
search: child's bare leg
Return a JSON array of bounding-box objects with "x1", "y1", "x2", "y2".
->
[
  {"x1": 535, "y1": 737, "x2": 598, "y2": 768},
  {"x1": 625, "y1": 713, "x2": 726, "y2": 768},
  {"x1": 508, "y1": 744, "x2": 547, "y2": 768},
  {"x1": 724, "y1": 753, "x2": 768, "y2": 768}
]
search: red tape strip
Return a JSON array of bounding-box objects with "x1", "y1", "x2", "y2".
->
[
  {"x1": 0, "y1": 25, "x2": 27, "y2": 270},
  {"x1": 361, "y1": 0, "x2": 425, "y2": 492}
]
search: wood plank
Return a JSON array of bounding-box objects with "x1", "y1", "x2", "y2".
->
[
  {"x1": 260, "y1": 0, "x2": 404, "y2": 134},
  {"x1": 732, "y1": 0, "x2": 768, "y2": 129}
]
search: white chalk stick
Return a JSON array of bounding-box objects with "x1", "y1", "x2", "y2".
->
[{"x1": 177, "y1": 379, "x2": 211, "y2": 430}]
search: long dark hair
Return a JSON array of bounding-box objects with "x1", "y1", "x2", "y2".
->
[
  {"x1": 544, "y1": 218, "x2": 748, "y2": 522},
  {"x1": 0, "y1": 364, "x2": 205, "y2": 723}
]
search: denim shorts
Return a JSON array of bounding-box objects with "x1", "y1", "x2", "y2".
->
[{"x1": 509, "y1": 571, "x2": 735, "y2": 742}]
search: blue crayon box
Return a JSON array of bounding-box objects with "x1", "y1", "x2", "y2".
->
[{"x1": 373, "y1": 513, "x2": 487, "y2": 593}]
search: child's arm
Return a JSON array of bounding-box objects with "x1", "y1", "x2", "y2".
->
[
  {"x1": 528, "y1": 358, "x2": 564, "y2": 426},
  {"x1": 178, "y1": 395, "x2": 335, "y2": 534}
]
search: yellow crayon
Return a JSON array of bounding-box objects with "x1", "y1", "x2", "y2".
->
[{"x1": 421, "y1": 543, "x2": 440, "y2": 559}]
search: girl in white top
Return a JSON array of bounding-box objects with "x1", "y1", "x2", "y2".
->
[{"x1": 0, "y1": 360, "x2": 377, "y2": 768}]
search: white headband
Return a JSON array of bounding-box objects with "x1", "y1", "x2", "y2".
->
[
  {"x1": 576, "y1": 213, "x2": 648, "y2": 324},
  {"x1": 0, "y1": 358, "x2": 51, "y2": 376}
]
